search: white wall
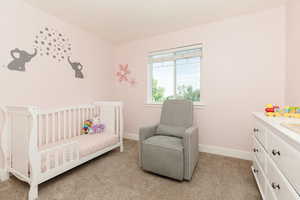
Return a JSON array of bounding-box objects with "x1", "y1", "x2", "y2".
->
[{"x1": 113, "y1": 7, "x2": 286, "y2": 152}]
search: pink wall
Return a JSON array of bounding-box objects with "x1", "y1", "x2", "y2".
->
[
  {"x1": 113, "y1": 7, "x2": 286, "y2": 152},
  {"x1": 286, "y1": 0, "x2": 300, "y2": 105},
  {"x1": 0, "y1": 1, "x2": 114, "y2": 169},
  {"x1": 0, "y1": 2, "x2": 288, "y2": 172}
]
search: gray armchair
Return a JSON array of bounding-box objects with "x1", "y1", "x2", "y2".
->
[{"x1": 139, "y1": 100, "x2": 199, "y2": 181}]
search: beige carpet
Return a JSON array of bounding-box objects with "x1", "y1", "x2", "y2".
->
[{"x1": 0, "y1": 140, "x2": 261, "y2": 200}]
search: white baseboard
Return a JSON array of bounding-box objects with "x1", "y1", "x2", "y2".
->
[
  {"x1": 198, "y1": 144, "x2": 252, "y2": 161},
  {"x1": 0, "y1": 169, "x2": 9, "y2": 182},
  {"x1": 124, "y1": 133, "x2": 252, "y2": 161},
  {"x1": 124, "y1": 133, "x2": 139, "y2": 141}
]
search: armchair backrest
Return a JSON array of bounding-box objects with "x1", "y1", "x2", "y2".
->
[{"x1": 160, "y1": 100, "x2": 193, "y2": 128}]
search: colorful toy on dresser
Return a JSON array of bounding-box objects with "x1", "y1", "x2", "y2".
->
[
  {"x1": 81, "y1": 116, "x2": 105, "y2": 134},
  {"x1": 265, "y1": 104, "x2": 300, "y2": 118}
]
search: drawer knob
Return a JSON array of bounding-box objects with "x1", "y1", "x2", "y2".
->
[
  {"x1": 253, "y1": 169, "x2": 259, "y2": 173},
  {"x1": 271, "y1": 182, "x2": 280, "y2": 190},
  {"x1": 272, "y1": 149, "x2": 281, "y2": 156},
  {"x1": 253, "y1": 148, "x2": 259, "y2": 153},
  {"x1": 253, "y1": 128, "x2": 259, "y2": 132}
]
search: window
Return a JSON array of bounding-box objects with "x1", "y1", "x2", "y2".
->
[{"x1": 148, "y1": 44, "x2": 202, "y2": 104}]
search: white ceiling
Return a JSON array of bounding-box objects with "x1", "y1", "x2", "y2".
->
[{"x1": 24, "y1": 0, "x2": 287, "y2": 43}]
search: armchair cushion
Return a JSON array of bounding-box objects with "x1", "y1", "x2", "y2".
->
[
  {"x1": 155, "y1": 124, "x2": 186, "y2": 138},
  {"x1": 141, "y1": 135, "x2": 184, "y2": 180},
  {"x1": 143, "y1": 135, "x2": 183, "y2": 151}
]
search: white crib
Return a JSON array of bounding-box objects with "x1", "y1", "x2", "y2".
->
[{"x1": 1, "y1": 101, "x2": 123, "y2": 200}]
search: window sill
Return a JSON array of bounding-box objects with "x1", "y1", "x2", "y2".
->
[{"x1": 145, "y1": 102, "x2": 206, "y2": 109}]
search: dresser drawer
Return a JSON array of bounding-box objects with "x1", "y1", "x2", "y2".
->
[
  {"x1": 265, "y1": 181, "x2": 278, "y2": 200},
  {"x1": 268, "y1": 130, "x2": 300, "y2": 193},
  {"x1": 253, "y1": 137, "x2": 266, "y2": 172},
  {"x1": 266, "y1": 156, "x2": 299, "y2": 200},
  {"x1": 253, "y1": 120, "x2": 267, "y2": 148},
  {"x1": 253, "y1": 157, "x2": 266, "y2": 198}
]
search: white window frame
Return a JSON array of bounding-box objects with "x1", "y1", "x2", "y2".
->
[{"x1": 146, "y1": 44, "x2": 205, "y2": 107}]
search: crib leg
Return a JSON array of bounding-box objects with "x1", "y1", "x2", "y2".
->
[
  {"x1": 28, "y1": 184, "x2": 38, "y2": 200},
  {"x1": 0, "y1": 170, "x2": 9, "y2": 181},
  {"x1": 120, "y1": 142, "x2": 124, "y2": 152}
]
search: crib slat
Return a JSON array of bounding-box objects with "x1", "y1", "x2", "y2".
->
[
  {"x1": 73, "y1": 145, "x2": 78, "y2": 161},
  {"x1": 79, "y1": 109, "x2": 81, "y2": 136},
  {"x1": 92, "y1": 107, "x2": 95, "y2": 118},
  {"x1": 78, "y1": 109, "x2": 81, "y2": 136},
  {"x1": 58, "y1": 112, "x2": 61, "y2": 140},
  {"x1": 38, "y1": 115, "x2": 42, "y2": 146},
  {"x1": 62, "y1": 147, "x2": 65, "y2": 165},
  {"x1": 116, "y1": 106, "x2": 119, "y2": 136},
  {"x1": 86, "y1": 108, "x2": 88, "y2": 120},
  {"x1": 78, "y1": 109, "x2": 80, "y2": 136},
  {"x1": 73, "y1": 109, "x2": 76, "y2": 136},
  {"x1": 52, "y1": 113, "x2": 55, "y2": 143},
  {"x1": 83, "y1": 108, "x2": 86, "y2": 124},
  {"x1": 66, "y1": 147, "x2": 70, "y2": 162},
  {"x1": 64, "y1": 110, "x2": 66, "y2": 139},
  {"x1": 46, "y1": 114, "x2": 49, "y2": 144},
  {"x1": 54, "y1": 150, "x2": 58, "y2": 169},
  {"x1": 47, "y1": 152, "x2": 51, "y2": 172},
  {"x1": 69, "y1": 110, "x2": 72, "y2": 138}
]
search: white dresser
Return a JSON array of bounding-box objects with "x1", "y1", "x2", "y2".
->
[{"x1": 252, "y1": 113, "x2": 300, "y2": 200}]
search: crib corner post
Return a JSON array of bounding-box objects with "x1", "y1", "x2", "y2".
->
[
  {"x1": 28, "y1": 184, "x2": 38, "y2": 200},
  {"x1": 119, "y1": 102, "x2": 124, "y2": 153},
  {"x1": 0, "y1": 106, "x2": 10, "y2": 182},
  {"x1": 28, "y1": 107, "x2": 40, "y2": 200},
  {"x1": 120, "y1": 142, "x2": 124, "y2": 152},
  {"x1": 0, "y1": 170, "x2": 9, "y2": 182}
]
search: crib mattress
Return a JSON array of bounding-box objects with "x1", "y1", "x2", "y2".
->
[
  {"x1": 72, "y1": 133, "x2": 119, "y2": 157},
  {"x1": 39, "y1": 133, "x2": 119, "y2": 158},
  {"x1": 38, "y1": 133, "x2": 119, "y2": 173}
]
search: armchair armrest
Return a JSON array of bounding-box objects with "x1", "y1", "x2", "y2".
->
[
  {"x1": 183, "y1": 126, "x2": 199, "y2": 180},
  {"x1": 139, "y1": 125, "x2": 157, "y2": 141},
  {"x1": 139, "y1": 124, "x2": 158, "y2": 167}
]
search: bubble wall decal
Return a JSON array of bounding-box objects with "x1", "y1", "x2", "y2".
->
[
  {"x1": 3, "y1": 26, "x2": 85, "y2": 78},
  {"x1": 33, "y1": 27, "x2": 72, "y2": 62}
]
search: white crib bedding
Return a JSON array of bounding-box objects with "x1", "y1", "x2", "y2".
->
[{"x1": 38, "y1": 133, "x2": 119, "y2": 173}]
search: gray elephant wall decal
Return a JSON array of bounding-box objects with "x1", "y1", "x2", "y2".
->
[
  {"x1": 2, "y1": 27, "x2": 86, "y2": 78},
  {"x1": 68, "y1": 57, "x2": 84, "y2": 79},
  {"x1": 7, "y1": 48, "x2": 37, "y2": 72}
]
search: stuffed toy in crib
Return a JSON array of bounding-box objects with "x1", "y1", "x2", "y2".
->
[
  {"x1": 91, "y1": 116, "x2": 106, "y2": 133},
  {"x1": 81, "y1": 119, "x2": 93, "y2": 134},
  {"x1": 81, "y1": 116, "x2": 105, "y2": 134}
]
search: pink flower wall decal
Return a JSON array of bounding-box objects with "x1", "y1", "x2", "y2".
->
[
  {"x1": 116, "y1": 64, "x2": 131, "y2": 82},
  {"x1": 116, "y1": 64, "x2": 136, "y2": 86}
]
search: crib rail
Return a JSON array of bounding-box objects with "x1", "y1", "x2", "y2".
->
[{"x1": 39, "y1": 140, "x2": 79, "y2": 181}]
